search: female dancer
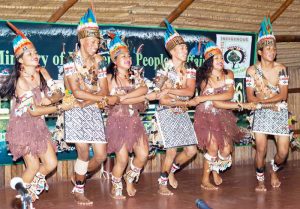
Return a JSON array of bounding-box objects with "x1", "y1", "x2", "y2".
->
[
  {"x1": 188, "y1": 41, "x2": 254, "y2": 190},
  {"x1": 106, "y1": 32, "x2": 149, "y2": 199},
  {"x1": 1, "y1": 22, "x2": 73, "y2": 201}
]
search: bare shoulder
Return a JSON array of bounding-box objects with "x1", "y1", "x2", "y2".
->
[
  {"x1": 246, "y1": 65, "x2": 256, "y2": 75},
  {"x1": 226, "y1": 70, "x2": 234, "y2": 78},
  {"x1": 17, "y1": 77, "x2": 28, "y2": 88},
  {"x1": 274, "y1": 62, "x2": 286, "y2": 71}
]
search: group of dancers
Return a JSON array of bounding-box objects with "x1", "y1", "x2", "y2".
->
[{"x1": 0, "y1": 7, "x2": 290, "y2": 207}]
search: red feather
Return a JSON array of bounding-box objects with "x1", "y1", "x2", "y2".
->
[
  {"x1": 6, "y1": 21, "x2": 26, "y2": 38},
  {"x1": 107, "y1": 32, "x2": 116, "y2": 40}
]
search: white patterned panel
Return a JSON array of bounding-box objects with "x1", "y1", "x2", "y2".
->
[
  {"x1": 64, "y1": 105, "x2": 106, "y2": 143},
  {"x1": 252, "y1": 109, "x2": 289, "y2": 135},
  {"x1": 155, "y1": 109, "x2": 197, "y2": 148}
]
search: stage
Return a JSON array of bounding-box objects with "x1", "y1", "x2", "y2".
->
[{"x1": 1, "y1": 161, "x2": 300, "y2": 209}]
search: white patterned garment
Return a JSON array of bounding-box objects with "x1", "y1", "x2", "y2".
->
[
  {"x1": 247, "y1": 64, "x2": 289, "y2": 136},
  {"x1": 63, "y1": 51, "x2": 107, "y2": 144},
  {"x1": 64, "y1": 105, "x2": 106, "y2": 143},
  {"x1": 252, "y1": 108, "x2": 289, "y2": 136},
  {"x1": 152, "y1": 60, "x2": 197, "y2": 148},
  {"x1": 155, "y1": 108, "x2": 198, "y2": 148}
]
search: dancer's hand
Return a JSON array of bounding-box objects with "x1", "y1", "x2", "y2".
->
[
  {"x1": 243, "y1": 102, "x2": 256, "y2": 110},
  {"x1": 187, "y1": 98, "x2": 198, "y2": 107},
  {"x1": 60, "y1": 102, "x2": 74, "y2": 111},
  {"x1": 145, "y1": 92, "x2": 158, "y2": 101},
  {"x1": 159, "y1": 88, "x2": 170, "y2": 96},
  {"x1": 195, "y1": 96, "x2": 207, "y2": 104},
  {"x1": 107, "y1": 95, "x2": 120, "y2": 105},
  {"x1": 76, "y1": 101, "x2": 86, "y2": 108},
  {"x1": 119, "y1": 94, "x2": 128, "y2": 102},
  {"x1": 73, "y1": 101, "x2": 82, "y2": 108}
]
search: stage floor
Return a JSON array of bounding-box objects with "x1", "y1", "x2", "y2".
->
[{"x1": 1, "y1": 161, "x2": 300, "y2": 209}]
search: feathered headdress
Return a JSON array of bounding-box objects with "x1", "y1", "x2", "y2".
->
[
  {"x1": 164, "y1": 19, "x2": 185, "y2": 52},
  {"x1": 107, "y1": 31, "x2": 128, "y2": 61},
  {"x1": 204, "y1": 41, "x2": 222, "y2": 60},
  {"x1": 77, "y1": 8, "x2": 100, "y2": 39},
  {"x1": 257, "y1": 17, "x2": 276, "y2": 49},
  {"x1": 7, "y1": 22, "x2": 34, "y2": 58}
]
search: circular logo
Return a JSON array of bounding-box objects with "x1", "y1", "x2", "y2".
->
[{"x1": 224, "y1": 46, "x2": 246, "y2": 69}]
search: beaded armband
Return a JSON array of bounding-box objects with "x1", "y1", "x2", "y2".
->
[
  {"x1": 278, "y1": 69, "x2": 288, "y2": 86},
  {"x1": 246, "y1": 73, "x2": 255, "y2": 88},
  {"x1": 97, "y1": 96, "x2": 109, "y2": 109}
]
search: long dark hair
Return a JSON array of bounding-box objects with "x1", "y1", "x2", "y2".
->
[
  {"x1": 107, "y1": 62, "x2": 117, "y2": 81},
  {"x1": 0, "y1": 61, "x2": 20, "y2": 99},
  {"x1": 0, "y1": 58, "x2": 47, "y2": 99},
  {"x1": 196, "y1": 55, "x2": 228, "y2": 93}
]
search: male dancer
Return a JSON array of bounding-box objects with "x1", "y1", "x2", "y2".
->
[
  {"x1": 155, "y1": 19, "x2": 198, "y2": 195},
  {"x1": 246, "y1": 17, "x2": 289, "y2": 192},
  {"x1": 64, "y1": 9, "x2": 118, "y2": 205}
]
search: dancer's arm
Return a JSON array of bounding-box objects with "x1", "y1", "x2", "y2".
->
[
  {"x1": 79, "y1": 76, "x2": 110, "y2": 107},
  {"x1": 120, "y1": 91, "x2": 158, "y2": 105},
  {"x1": 159, "y1": 95, "x2": 188, "y2": 107},
  {"x1": 28, "y1": 102, "x2": 73, "y2": 117},
  {"x1": 66, "y1": 76, "x2": 104, "y2": 102},
  {"x1": 245, "y1": 66, "x2": 261, "y2": 103},
  {"x1": 160, "y1": 78, "x2": 195, "y2": 97},
  {"x1": 259, "y1": 68, "x2": 288, "y2": 103},
  {"x1": 119, "y1": 86, "x2": 148, "y2": 101},
  {"x1": 66, "y1": 74, "x2": 119, "y2": 106},
  {"x1": 212, "y1": 101, "x2": 255, "y2": 110}
]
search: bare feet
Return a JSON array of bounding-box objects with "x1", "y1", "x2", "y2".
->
[
  {"x1": 255, "y1": 181, "x2": 267, "y2": 192},
  {"x1": 124, "y1": 177, "x2": 137, "y2": 197},
  {"x1": 73, "y1": 192, "x2": 93, "y2": 206},
  {"x1": 201, "y1": 181, "x2": 219, "y2": 191},
  {"x1": 126, "y1": 182, "x2": 137, "y2": 197},
  {"x1": 158, "y1": 185, "x2": 174, "y2": 195},
  {"x1": 270, "y1": 171, "x2": 281, "y2": 188},
  {"x1": 212, "y1": 171, "x2": 223, "y2": 186},
  {"x1": 110, "y1": 188, "x2": 126, "y2": 200},
  {"x1": 168, "y1": 173, "x2": 178, "y2": 189}
]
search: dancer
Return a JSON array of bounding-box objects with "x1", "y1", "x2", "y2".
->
[
  {"x1": 63, "y1": 9, "x2": 119, "y2": 205},
  {"x1": 188, "y1": 41, "x2": 254, "y2": 190},
  {"x1": 1, "y1": 22, "x2": 72, "y2": 202},
  {"x1": 246, "y1": 17, "x2": 289, "y2": 192},
  {"x1": 106, "y1": 32, "x2": 149, "y2": 199},
  {"x1": 155, "y1": 19, "x2": 198, "y2": 195}
]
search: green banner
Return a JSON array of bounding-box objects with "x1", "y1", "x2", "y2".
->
[{"x1": 0, "y1": 20, "x2": 256, "y2": 165}]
